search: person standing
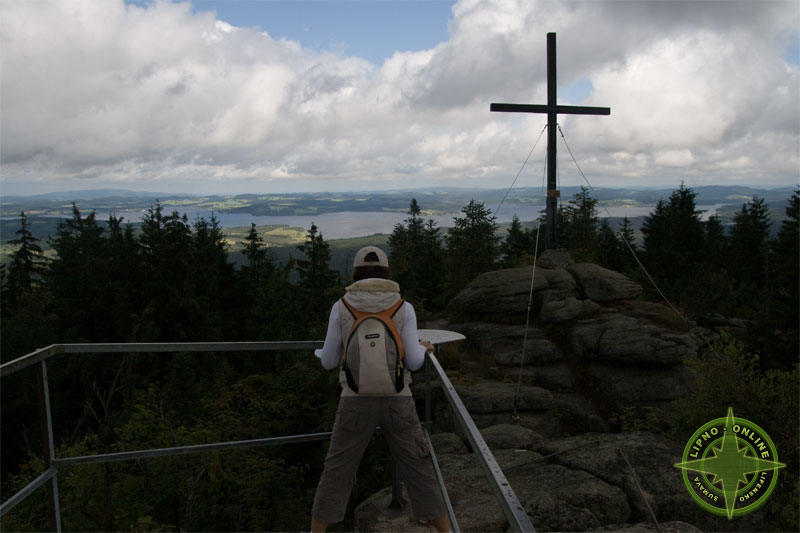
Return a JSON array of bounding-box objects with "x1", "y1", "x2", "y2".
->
[{"x1": 310, "y1": 246, "x2": 450, "y2": 532}]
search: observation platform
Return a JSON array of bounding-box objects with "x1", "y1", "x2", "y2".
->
[{"x1": 0, "y1": 334, "x2": 536, "y2": 532}]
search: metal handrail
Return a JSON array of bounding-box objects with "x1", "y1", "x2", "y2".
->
[
  {"x1": 0, "y1": 341, "x2": 324, "y2": 530},
  {"x1": 0, "y1": 344, "x2": 62, "y2": 377},
  {"x1": 428, "y1": 352, "x2": 536, "y2": 533},
  {"x1": 53, "y1": 432, "x2": 335, "y2": 468},
  {"x1": 0, "y1": 341, "x2": 324, "y2": 378},
  {"x1": 0, "y1": 468, "x2": 58, "y2": 517},
  {"x1": 1, "y1": 341, "x2": 535, "y2": 532}
]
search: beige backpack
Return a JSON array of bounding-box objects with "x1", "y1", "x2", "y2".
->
[{"x1": 339, "y1": 298, "x2": 406, "y2": 395}]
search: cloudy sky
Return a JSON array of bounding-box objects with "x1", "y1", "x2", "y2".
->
[{"x1": 1, "y1": 0, "x2": 798, "y2": 196}]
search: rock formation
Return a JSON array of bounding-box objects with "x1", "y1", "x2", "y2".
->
[
  {"x1": 355, "y1": 252, "x2": 736, "y2": 532},
  {"x1": 444, "y1": 252, "x2": 704, "y2": 436},
  {"x1": 355, "y1": 433, "x2": 706, "y2": 532}
]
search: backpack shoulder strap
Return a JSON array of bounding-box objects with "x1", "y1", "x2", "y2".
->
[
  {"x1": 338, "y1": 299, "x2": 356, "y2": 352},
  {"x1": 340, "y1": 297, "x2": 365, "y2": 321},
  {"x1": 378, "y1": 299, "x2": 405, "y2": 360},
  {"x1": 340, "y1": 298, "x2": 406, "y2": 360},
  {"x1": 390, "y1": 301, "x2": 405, "y2": 348}
]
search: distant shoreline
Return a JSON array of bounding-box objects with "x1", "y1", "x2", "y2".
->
[
  {"x1": 2, "y1": 184, "x2": 794, "y2": 241},
  {"x1": 2, "y1": 204, "x2": 729, "y2": 240}
]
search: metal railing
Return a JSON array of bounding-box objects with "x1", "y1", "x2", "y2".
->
[{"x1": 1, "y1": 342, "x2": 535, "y2": 532}]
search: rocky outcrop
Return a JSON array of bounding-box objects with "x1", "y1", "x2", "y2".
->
[
  {"x1": 356, "y1": 253, "x2": 724, "y2": 532},
  {"x1": 450, "y1": 322, "x2": 564, "y2": 365},
  {"x1": 444, "y1": 252, "x2": 705, "y2": 433},
  {"x1": 455, "y1": 381, "x2": 553, "y2": 413},
  {"x1": 540, "y1": 296, "x2": 600, "y2": 323},
  {"x1": 568, "y1": 314, "x2": 698, "y2": 364},
  {"x1": 479, "y1": 423, "x2": 543, "y2": 450},
  {"x1": 355, "y1": 447, "x2": 630, "y2": 532},
  {"x1": 449, "y1": 263, "x2": 578, "y2": 321},
  {"x1": 355, "y1": 431, "x2": 708, "y2": 532},
  {"x1": 539, "y1": 433, "x2": 692, "y2": 525},
  {"x1": 428, "y1": 432, "x2": 468, "y2": 454},
  {"x1": 566, "y1": 263, "x2": 644, "y2": 302}
]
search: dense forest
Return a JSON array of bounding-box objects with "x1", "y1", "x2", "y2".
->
[{"x1": 1, "y1": 185, "x2": 797, "y2": 531}]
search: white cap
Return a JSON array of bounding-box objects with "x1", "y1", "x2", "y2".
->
[{"x1": 353, "y1": 246, "x2": 389, "y2": 268}]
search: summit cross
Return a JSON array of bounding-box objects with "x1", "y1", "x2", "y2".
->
[{"x1": 491, "y1": 32, "x2": 610, "y2": 250}]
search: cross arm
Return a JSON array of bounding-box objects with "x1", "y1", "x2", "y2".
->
[{"x1": 490, "y1": 103, "x2": 610, "y2": 116}]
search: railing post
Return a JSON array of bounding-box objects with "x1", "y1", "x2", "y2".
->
[
  {"x1": 36, "y1": 361, "x2": 61, "y2": 532},
  {"x1": 424, "y1": 428, "x2": 460, "y2": 533},
  {"x1": 389, "y1": 460, "x2": 402, "y2": 509},
  {"x1": 424, "y1": 350, "x2": 432, "y2": 425}
]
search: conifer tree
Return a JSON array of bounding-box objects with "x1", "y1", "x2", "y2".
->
[
  {"x1": 689, "y1": 212, "x2": 739, "y2": 315},
  {"x1": 47, "y1": 204, "x2": 110, "y2": 341},
  {"x1": 756, "y1": 189, "x2": 799, "y2": 369},
  {"x1": 104, "y1": 214, "x2": 143, "y2": 341},
  {"x1": 419, "y1": 217, "x2": 445, "y2": 295},
  {"x1": 192, "y1": 214, "x2": 237, "y2": 341},
  {"x1": 295, "y1": 223, "x2": 338, "y2": 292},
  {"x1": 617, "y1": 217, "x2": 637, "y2": 252},
  {"x1": 1, "y1": 212, "x2": 56, "y2": 361},
  {"x1": 444, "y1": 200, "x2": 499, "y2": 297},
  {"x1": 641, "y1": 199, "x2": 671, "y2": 269},
  {"x1": 500, "y1": 215, "x2": 536, "y2": 267},
  {"x1": 560, "y1": 186, "x2": 599, "y2": 257},
  {"x1": 5, "y1": 211, "x2": 46, "y2": 301},
  {"x1": 596, "y1": 219, "x2": 624, "y2": 271},
  {"x1": 614, "y1": 216, "x2": 639, "y2": 272},
  {"x1": 641, "y1": 183, "x2": 705, "y2": 291},
  {"x1": 294, "y1": 223, "x2": 340, "y2": 325},
  {"x1": 389, "y1": 199, "x2": 444, "y2": 307},
  {"x1": 137, "y1": 203, "x2": 196, "y2": 341},
  {"x1": 729, "y1": 196, "x2": 772, "y2": 288},
  {"x1": 773, "y1": 189, "x2": 799, "y2": 283},
  {"x1": 389, "y1": 199, "x2": 422, "y2": 286},
  {"x1": 242, "y1": 223, "x2": 274, "y2": 282},
  {"x1": 703, "y1": 214, "x2": 729, "y2": 271}
]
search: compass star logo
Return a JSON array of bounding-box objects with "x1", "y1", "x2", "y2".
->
[{"x1": 674, "y1": 407, "x2": 786, "y2": 519}]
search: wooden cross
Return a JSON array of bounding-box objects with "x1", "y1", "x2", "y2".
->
[{"x1": 491, "y1": 32, "x2": 610, "y2": 250}]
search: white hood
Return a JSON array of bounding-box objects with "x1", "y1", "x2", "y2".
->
[{"x1": 343, "y1": 278, "x2": 401, "y2": 312}]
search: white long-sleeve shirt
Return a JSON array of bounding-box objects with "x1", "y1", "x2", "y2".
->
[{"x1": 318, "y1": 300, "x2": 427, "y2": 371}]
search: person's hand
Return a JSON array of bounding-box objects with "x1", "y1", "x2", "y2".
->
[{"x1": 420, "y1": 340, "x2": 434, "y2": 353}]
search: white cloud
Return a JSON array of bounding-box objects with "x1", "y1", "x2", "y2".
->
[
  {"x1": 581, "y1": 33, "x2": 745, "y2": 150},
  {"x1": 0, "y1": 0, "x2": 798, "y2": 195},
  {"x1": 655, "y1": 149, "x2": 695, "y2": 168}
]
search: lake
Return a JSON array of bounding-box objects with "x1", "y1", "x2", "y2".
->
[
  {"x1": 10, "y1": 204, "x2": 727, "y2": 240},
  {"x1": 120, "y1": 204, "x2": 728, "y2": 239}
]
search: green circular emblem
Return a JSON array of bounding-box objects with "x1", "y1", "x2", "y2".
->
[{"x1": 674, "y1": 407, "x2": 786, "y2": 519}]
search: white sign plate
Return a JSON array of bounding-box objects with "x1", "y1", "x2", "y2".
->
[{"x1": 417, "y1": 329, "x2": 466, "y2": 345}]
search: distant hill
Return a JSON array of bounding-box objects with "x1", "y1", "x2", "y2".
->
[
  {"x1": 2, "y1": 185, "x2": 795, "y2": 219},
  {"x1": 1, "y1": 189, "x2": 179, "y2": 202},
  {"x1": 1, "y1": 185, "x2": 794, "y2": 246}
]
